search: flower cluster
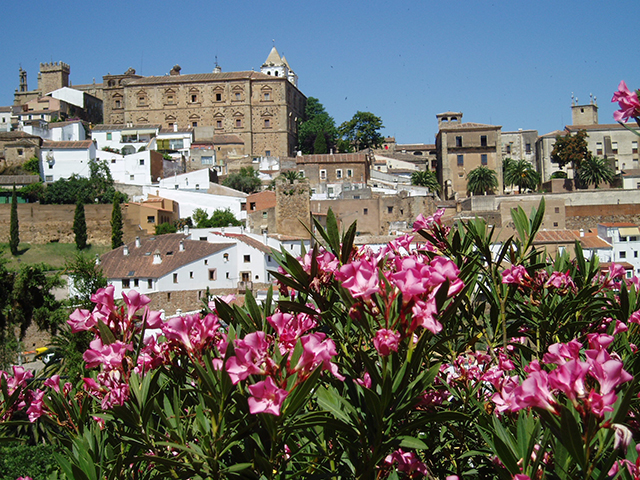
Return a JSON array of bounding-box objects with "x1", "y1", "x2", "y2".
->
[
  {"x1": 502, "y1": 265, "x2": 577, "y2": 296},
  {"x1": 384, "y1": 449, "x2": 428, "y2": 478},
  {"x1": 491, "y1": 335, "x2": 632, "y2": 418},
  {"x1": 0, "y1": 366, "x2": 33, "y2": 420},
  {"x1": 225, "y1": 310, "x2": 342, "y2": 415},
  {"x1": 612, "y1": 80, "x2": 640, "y2": 123}
]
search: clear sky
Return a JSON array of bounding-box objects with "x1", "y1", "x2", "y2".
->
[{"x1": 2, "y1": 0, "x2": 638, "y2": 144}]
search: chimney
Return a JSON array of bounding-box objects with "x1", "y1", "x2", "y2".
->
[
  {"x1": 95, "y1": 254, "x2": 100, "y2": 265},
  {"x1": 173, "y1": 123, "x2": 178, "y2": 132},
  {"x1": 221, "y1": 227, "x2": 225, "y2": 235},
  {"x1": 153, "y1": 249, "x2": 162, "y2": 264},
  {"x1": 123, "y1": 244, "x2": 129, "y2": 256},
  {"x1": 179, "y1": 239, "x2": 185, "y2": 252},
  {"x1": 263, "y1": 230, "x2": 268, "y2": 245},
  {"x1": 183, "y1": 224, "x2": 190, "y2": 236},
  {"x1": 135, "y1": 236, "x2": 141, "y2": 248},
  {"x1": 580, "y1": 228, "x2": 585, "y2": 237}
]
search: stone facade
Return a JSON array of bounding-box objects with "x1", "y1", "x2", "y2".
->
[
  {"x1": 435, "y1": 112, "x2": 502, "y2": 200},
  {"x1": 14, "y1": 62, "x2": 71, "y2": 107},
  {"x1": 275, "y1": 178, "x2": 312, "y2": 238}
]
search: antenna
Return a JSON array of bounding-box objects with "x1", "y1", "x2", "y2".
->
[{"x1": 215, "y1": 55, "x2": 219, "y2": 67}]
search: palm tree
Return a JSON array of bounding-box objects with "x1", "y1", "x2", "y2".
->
[
  {"x1": 503, "y1": 158, "x2": 540, "y2": 193},
  {"x1": 411, "y1": 170, "x2": 441, "y2": 193},
  {"x1": 577, "y1": 156, "x2": 615, "y2": 188},
  {"x1": 280, "y1": 170, "x2": 304, "y2": 184},
  {"x1": 467, "y1": 166, "x2": 498, "y2": 196}
]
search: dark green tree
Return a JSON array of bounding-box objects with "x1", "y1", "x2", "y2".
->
[
  {"x1": 551, "y1": 130, "x2": 591, "y2": 170},
  {"x1": 65, "y1": 252, "x2": 108, "y2": 309},
  {"x1": 111, "y1": 198, "x2": 124, "y2": 249},
  {"x1": 503, "y1": 158, "x2": 540, "y2": 193},
  {"x1": 222, "y1": 166, "x2": 262, "y2": 194},
  {"x1": 73, "y1": 200, "x2": 88, "y2": 250},
  {"x1": 339, "y1": 111, "x2": 385, "y2": 151},
  {"x1": 313, "y1": 130, "x2": 328, "y2": 154},
  {"x1": 298, "y1": 97, "x2": 338, "y2": 154},
  {"x1": 192, "y1": 208, "x2": 242, "y2": 228},
  {"x1": 410, "y1": 170, "x2": 441, "y2": 193},
  {"x1": 9, "y1": 184, "x2": 19, "y2": 255},
  {"x1": 466, "y1": 166, "x2": 499, "y2": 195},
  {"x1": 281, "y1": 170, "x2": 304, "y2": 184},
  {"x1": 578, "y1": 155, "x2": 615, "y2": 188},
  {"x1": 155, "y1": 222, "x2": 178, "y2": 235},
  {"x1": 23, "y1": 156, "x2": 41, "y2": 175}
]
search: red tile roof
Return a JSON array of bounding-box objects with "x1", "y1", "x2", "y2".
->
[{"x1": 42, "y1": 140, "x2": 94, "y2": 149}]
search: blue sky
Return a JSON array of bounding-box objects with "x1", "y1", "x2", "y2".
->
[{"x1": 2, "y1": 0, "x2": 638, "y2": 144}]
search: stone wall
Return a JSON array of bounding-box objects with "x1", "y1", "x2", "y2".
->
[
  {"x1": 0, "y1": 203, "x2": 113, "y2": 245},
  {"x1": 275, "y1": 178, "x2": 311, "y2": 238},
  {"x1": 566, "y1": 204, "x2": 640, "y2": 230}
]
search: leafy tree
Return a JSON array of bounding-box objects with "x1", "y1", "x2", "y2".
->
[
  {"x1": 111, "y1": 198, "x2": 124, "y2": 249},
  {"x1": 222, "y1": 166, "x2": 262, "y2": 194},
  {"x1": 193, "y1": 208, "x2": 241, "y2": 228},
  {"x1": 336, "y1": 138, "x2": 354, "y2": 153},
  {"x1": 550, "y1": 170, "x2": 568, "y2": 179},
  {"x1": 503, "y1": 158, "x2": 540, "y2": 193},
  {"x1": 551, "y1": 129, "x2": 591, "y2": 170},
  {"x1": 73, "y1": 200, "x2": 88, "y2": 250},
  {"x1": 9, "y1": 185, "x2": 19, "y2": 255},
  {"x1": 338, "y1": 111, "x2": 385, "y2": 151},
  {"x1": 313, "y1": 130, "x2": 328, "y2": 154},
  {"x1": 298, "y1": 97, "x2": 338, "y2": 154},
  {"x1": 65, "y1": 252, "x2": 108, "y2": 309},
  {"x1": 577, "y1": 155, "x2": 615, "y2": 188},
  {"x1": 23, "y1": 156, "x2": 41, "y2": 175},
  {"x1": 466, "y1": 166, "x2": 498, "y2": 195},
  {"x1": 155, "y1": 222, "x2": 178, "y2": 235},
  {"x1": 410, "y1": 170, "x2": 441, "y2": 193}
]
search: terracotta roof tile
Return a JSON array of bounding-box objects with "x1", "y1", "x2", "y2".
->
[
  {"x1": 100, "y1": 234, "x2": 234, "y2": 279},
  {"x1": 42, "y1": 140, "x2": 94, "y2": 149},
  {"x1": 127, "y1": 71, "x2": 273, "y2": 86},
  {"x1": 296, "y1": 152, "x2": 369, "y2": 164}
]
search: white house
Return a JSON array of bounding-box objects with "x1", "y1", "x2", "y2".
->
[
  {"x1": 150, "y1": 126, "x2": 193, "y2": 161},
  {"x1": 91, "y1": 124, "x2": 161, "y2": 155},
  {"x1": 596, "y1": 223, "x2": 640, "y2": 276},
  {"x1": 99, "y1": 234, "x2": 236, "y2": 301},
  {"x1": 23, "y1": 120, "x2": 85, "y2": 142},
  {"x1": 158, "y1": 169, "x2": 213, "y2": 191},
  {"x1": 141, "y1": 185, "x2": 247, "y2": 220},
  {"x1": 0, "y1": 107, "x2": 12, "y2": 132},
  {"x1": 99, "y1": 150, "x2": 154, "y2": 185},
  {"x1": 40, "y1": 140, "x2": 97, "y2": 182}
]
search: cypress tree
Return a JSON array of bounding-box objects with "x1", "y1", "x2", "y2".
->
[
  {"x1": 111, "y1": 198, "x2": 124, "y2": 249},
  {"x1": 9, "y1": 184, "x2": 19, "y2": 255},
  {"x1": 73, "y1": 200, "x2": 88, "y2": 250},
  {"x1": 313, "y1": 131, "x2": 328, "y2": 154}
]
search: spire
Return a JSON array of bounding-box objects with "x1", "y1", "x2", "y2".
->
[
  {"x1": 264, "y1": 46, "x2": 283, "y2": 66},
  {"x1": 281, "y1": 55, "x2": 291, "y2": 69}
]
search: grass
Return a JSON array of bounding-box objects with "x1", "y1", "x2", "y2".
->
[{"x1": 0, "y1": 242, "x2": 111, "y2": 270}]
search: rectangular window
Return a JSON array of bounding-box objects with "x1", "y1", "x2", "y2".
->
[
  {"x1": 481, "y1": 154, "x2": 488, "y2": 165},
  {"x1": 201, "y1": 156, "x2": 213, "y2": 165},
  {"x1": 138, "y1": 96, "x2": 145, "y2": 106},
  {"x1": 130, "y1": 175, "x2": 135, "y2": 181},
  {"x1": 506, "y1": 144, "x2": 511, "y2": 154},
  {"x1": 632, "y1": 237, "x2": 638, "y2": 242},
  {"x1": 106, "y1": 133, "x2": 112, "y2": 140},
  {"x1": 192, "y1": 121, "x2": 198, "y2": 128},
  {"x1": 328, "y1": 187, "x2": 334, "y2": 195},
  {"x1": 133, "y1": 279, "x2": 139, "y2": 288},
  {"x1": 263, "y1": 92, "x2": 270, "y2": 101},
  {"x1": 45, "y1": 175, "x2": 53, "y2": 182},
  {"x1": 596, "y1": 142, "x2": 603, "y2": 155},
  {"x1": 244, "y1": 255, "x2": 251, "y2": 263},
  {"x1": 299, "y1": 170, "x2": 305, "y2": 177},
  {"x1": 387, "y1": 206, "x2": 393, "y2": 214},
  {"x1": 554, "y1": 207, "x2": 560, "y2": 213},
  {"x1": 250, "y1": 202, "x2": 256, "y2": 210},
  {"x1": 216, "y1": 93, "x2": 222, "y2": 101},
  {"x1": 320, "y1": 169, "x2": 327, "y2": 180},
  {"x1": 226, "y1": 272, "x2": 230, "y2": 279},
  {"x1": 223, "y1": 253, "x2": 229, "y2": 261},
  {"x1": 456, "y1": 136, "x2": 462, "y2": 147},
  {"x1": 620, "y1": 251, "x2": 627, "y2": 259},
  {"x1": 191, "y1": 94, "x2": 197, "y2": 103},
  {"x1": 167, "y1": 96, "x2": 174, "y2": 104},
  {"x1": 235, "y1": 92, "x2": 241, "y2": 100},
  {"x1": 480, "y1": 135, "x2": 487, "y2": 147},
  {"x1": 115, "y1": 100, "x2": 121, "y2": 109},
  {"x1": 363, "y1": 208, "x2": 368, "y2": 215},
  {"x1": 612, "y1": 142, "x2": 618, "y2": 154},
  {"x1": 122, "y1": 279, "x2": 130, "y2": 289},
  {"x1": 235, "y1": 118, "x2": 242, "y2": 128},
  {"x1": 265, "y1": 150, "x2": 271, "y2": 157},
  {"x1": 264, "y1": 119, "x2": 271, "y2": 128},
  {"x1": 48, "y1": 163, "x2": 53, "y2": 169},
  {"x1": 139, "y1": 159, "x2": 144, "y2": 166},
  {"x1": 147, "y1": 279, "x2": 153, "y2": 289},
  {"x1": 347, "y1": 169, "x2": 353, "y2": 177},
  {"x1": 633, "y1": 141, "x2": 638, "y2": 154},
  {"x1": 525, "y1": 143, "x2": 532, "y2": 154},
  {"x1": 262, "y1": 211, "x2": 267, "y2": 219},
  {"x1": 173, "y1": 273, "x2": 178, "y2": 283},
  {"x1": 147, "y1": 216, "x2": 155, "y2": 223},
  {"x1": 457, "y1": 154, "x2": 464, "y2": 166},
  {"x1": 190, "y1": 271, "x2": 194, "y2": 279},
  {"x1": 209, "y1": 269, "x2": 217, "y2": 281},
  {"x1": 111, "y1": 158, "x2": 116, "y2": 164},
  {"x1": 336, "y1": 169, "x2": 343, "y2": 179}
]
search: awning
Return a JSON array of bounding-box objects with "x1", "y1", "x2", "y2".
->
[
  {"x1": 121, "y1": 129, "x2": 157, "y2": 135},
  {"x1": 619, "y1": 227, "x2": 640, "y2": 236}
]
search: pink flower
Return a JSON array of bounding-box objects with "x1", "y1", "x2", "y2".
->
[
  {"x1": 143, "y1": 308, "x2": 163, "y2": 329},
  {"x1": 412, "y1": 209, "x2": 444, "y2": 232},
  {"x1": 542, "y1": 340, "x2": 582, "y2": 365},
  {"x1": 336, "y1": 258, "x2": 380, "y2": 299},
  {"x1": 590, "y1": 359, "x2": 633, "y2": 396},
  {"x1": 411, "y1": 299, "x2": 442, "y2": 334},
  {"x1": 429, "y1": 256, "x2": 464, "y2": 296},
  {"x1": 83, "y1": 338, "x2": 132, "y2": 370},
  {"x1": 44, "y1": 375, "x2": 61, "y2": 393},
  {"x1": 268, "y1": 311, "x2": 316, "y2": 353},
  {"x1": 513, "y1": 475, "x2": 532, "y2": 480},
  {"x1": 26, "y1": 389, "x2": 45, "y2": 422},
  {"x1": 296, "y1": 332, "x2": 344, "y2": 380},
  {"x1": 548, "y1": 359, "x2": 590, "y2": 400},
  {"x1": 385, "y1": 449, "x2": 428, "y2": 476},
  {"x1": 226, "y1": 331, "x2": 274, "y2": 384},
  {"x1": 373, "y1": 329, "x2": 401, "y2": 356},
  {"x1": 501, "y1": 265, "x2": 530, "y2": 286},
  {"x1": 612, "y1": 80, "x2": 640, "y2": 123},
  {"x1": 122, "y1": 290, "x2": 151, "y2": 319},
  {"x1": 355, "y1": 371, "x2": 372, "y2": 388},
  {"x1": 67, "y1": 308, "x2": 97, "y2": 333},
  {"x1": 511, "y1": 370, "x2": 557, "y2": 413},
  {"x1": 545, "y1": 271, "x2": 576, "y2": 294},
  {"x1": 247, "y1": 376, "x2": 289, "y2": 416}
]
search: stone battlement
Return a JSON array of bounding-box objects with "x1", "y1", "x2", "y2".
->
[{"x1": 39, "y1": 61, "x2": 70, "y2": 72}]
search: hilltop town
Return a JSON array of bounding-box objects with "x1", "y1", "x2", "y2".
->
[{"x1": 1, "y1": 46, "x2": 639, "y2": 327}]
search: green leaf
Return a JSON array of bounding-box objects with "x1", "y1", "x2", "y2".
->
[
  {"x1": 325, "y1": 208, "x2": 341, "y2": 256},
  {"x1": 398, "y1": 436, "x2": 428, "y2": 450},
  {"x1": 559, "y1": 406, "x2": 586, "y2": 469},
  {"x1": 97, "y1": 318, "x2": 117, "y2": 345}
]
